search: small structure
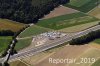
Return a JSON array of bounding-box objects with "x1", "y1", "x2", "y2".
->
[{"x1": 32, "y1": 31, "x2": 66, "y2": 47}]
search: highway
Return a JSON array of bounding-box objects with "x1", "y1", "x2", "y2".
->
[{"x1": 0, "y1": 25, "x2": 100, "y2": 63}]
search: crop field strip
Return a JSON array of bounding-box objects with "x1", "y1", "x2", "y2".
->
[
  {"x1": 65, "y1": 0, "x2": 98, "y2": 12},
  {"x1": 36, "y1": 12, "x2": 99, "y2": 30},
  {"x1": 42, "y1": 6, "x2": 78, "y2": 19},
  {"x1": 58, "y1": 21, "x2": 100, "y2": 33},
  {"x1": 69, "y1": 0, "x2": 92, "y2": 7},
  {"x1": 36, "y1": 12, "x2": 87, "y2": 29},
  {"x1": 0, "y1": 19, "x2": 26, "y2": 32}
]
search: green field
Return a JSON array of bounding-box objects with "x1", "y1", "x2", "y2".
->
[
  {"x1": 69, "y1": 0, "x2": 91, "y2": 7},
  {"x1": 0, "y1": 19, "x2": 26, "y2": 32},
  {"x1": 36, "y1": 12, "x2": 98, "y2": 30},
  {"x1": 19, "y1": 25, "x2": 52, "y2": 38},
  {"x1": 92, "y1": 59, "x2": 100, "y2": 66},
  {"x1": 59, "y1": 21, "x2": 99, "y2": 32},
  {"x1": 94, "y1": 39, "x2": 100, "y2": 44},
  {"x1": 65, "y1": 0, "x2": 98, "y2": 12},
  {"x1": 0, "y1": 36, "x2": 12, "y2": 53},
  {"x1": 15, "y1": 38, "x2": 32, "y2": 51}
]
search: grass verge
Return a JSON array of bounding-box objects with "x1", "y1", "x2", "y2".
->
[
  {"x1": 15, "y1": 38, "x2": 32, "y2": 51},
  {"x1": 19, "y1": 25, "x2": 52, "y2": 38},
  {"x1": 0, "y1": 36, "x2": 12, "y2": 53}
]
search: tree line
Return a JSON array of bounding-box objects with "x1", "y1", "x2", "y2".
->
[
  {"x1": 0, "y1": 0, "x2": 69, "y2": 24},
  {"x1": 0, "y1": 25, "x2": 30, "y2": 66},
  {"x1": 69, "y1": 29, "x2": 100, "y2": 45},
  {"x1": 0, "y1": 30, "x2": 14, "y2": 36}
]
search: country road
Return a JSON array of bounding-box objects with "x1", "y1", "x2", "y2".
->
[{"x1": 0, "y1": 25, "x2": 100, "y2": 63}]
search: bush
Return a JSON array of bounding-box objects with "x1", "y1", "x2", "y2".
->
[
  {"x1": 0, "y1": 30, "x2": 14, "y2": 36},
  {"x1": 69, "y1": 30, "x2": 100, "y2": 45}
]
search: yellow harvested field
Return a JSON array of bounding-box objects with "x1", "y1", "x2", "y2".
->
[
  {"x1": 88, "y1": 6, "x2": 100, "y2": 19},
  {"x1": 0, "y1": 19, "x2": 26, "y2": 32},
  {"x1": 59, "y1": 21, "x2": 99, "y2": 33}
]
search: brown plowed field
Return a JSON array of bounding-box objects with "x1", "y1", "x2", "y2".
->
[{"x1": 43, "y1": 6, "x2": 78, "y2": 19}]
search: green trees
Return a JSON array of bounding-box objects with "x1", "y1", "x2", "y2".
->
[
  {"x1": 3, "y1": 62, "x2": 10, "y2": 66},
  {"x1": 0, "y1": 0, "x2": 69, "y2": 24},
  {"x1": 0, "y1": 30, "x2": 14, "y2": 36},
  {"x1": 69, "y1": 30, "x2": 100, "y2": 45},
  {"x1": 0, "y1": 25, "x2": 29, "y2": 36}
]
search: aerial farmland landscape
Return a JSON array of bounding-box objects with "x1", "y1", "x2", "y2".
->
[{"x1": 0, "y1": 0, "x2": 100, "y2": 66}]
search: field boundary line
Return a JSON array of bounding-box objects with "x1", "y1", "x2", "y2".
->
[
  {"x1": 87, "y1": 6, "x2": 98, "y2": 14},
  {"x1": 19, "y1": 59, "x2": 31, "y2": 66}
]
